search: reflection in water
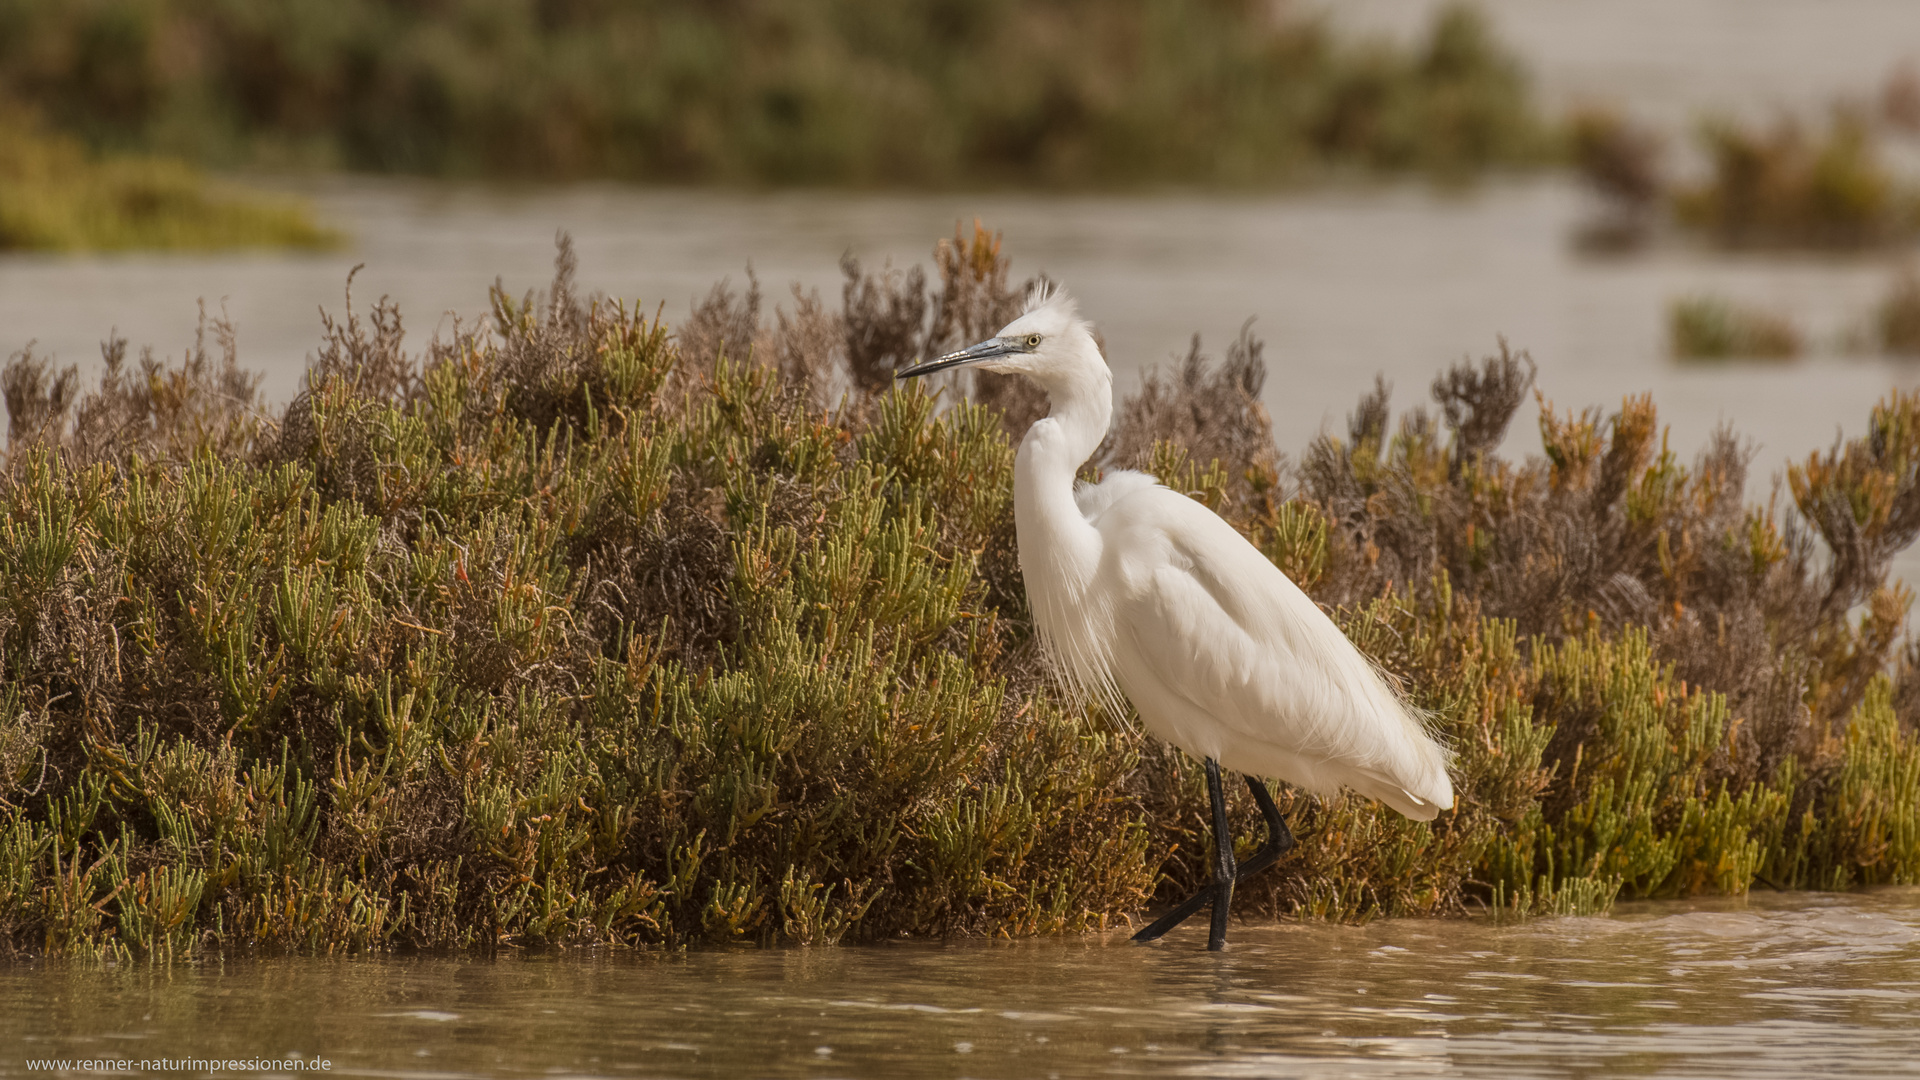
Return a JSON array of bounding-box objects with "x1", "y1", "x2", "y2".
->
[{"x1": 5, "y1": 889, "x2": 1917, "y2": 1078}]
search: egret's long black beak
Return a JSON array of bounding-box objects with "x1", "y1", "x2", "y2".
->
[{"x1": 895, "y1": 337, "x2": 1016, "y2": 380}]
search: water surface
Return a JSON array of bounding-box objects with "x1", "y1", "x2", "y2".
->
[{"x1": 5, "y1": 888, "x2": 1918, "y2": 1078}]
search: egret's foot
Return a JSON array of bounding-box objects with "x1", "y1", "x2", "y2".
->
[
  {"x1": 1132, "y1": 770, "x2": 1294, "y2": 948},
  {"x1": 1206, "y1": 876, "x2": 1233, "y2": 951},
  {"x1": 1129, "y1": 861, "x2": 1238, "y2": 945},
  {"x1": 1131, "y1": 880, "x2": 1217, "y2": 943}
]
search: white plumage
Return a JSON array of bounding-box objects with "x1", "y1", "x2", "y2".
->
[
  {"x1": 897, "y1": 284, "x2": 1452, "y2": 947},
  {"x1": 1082, "y1": 473, "x2": 1451, "y2": 820}
]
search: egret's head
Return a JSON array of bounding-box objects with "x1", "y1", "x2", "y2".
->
[{"x1": 895, "y1": 283, "x2": 1105, "y2": 386}]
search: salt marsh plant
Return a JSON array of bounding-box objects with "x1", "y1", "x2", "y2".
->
[
  {"x1": 1879, "y1": 268, "x2": 1920, "y2": 357},
  {"x1": 1668, "y1": 295, "x2": 1803, "y2": 361},
  {"x1": 1570, "y1": 104, "x2": 1920, "y2": 253},
  {"x1": 1675, "y1": 111, "x2": 1920, "y2": 249},
  {"x1": 0, "y1": 110, "x2": 333, "y2": 252},
  {"x1": 2, "y1": 225, "x2": 1918, "y2": 959},
  {"x1": 1568, "y1": 109, "x2": 1664, "y2": 251}
]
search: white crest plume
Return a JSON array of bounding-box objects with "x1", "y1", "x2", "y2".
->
[{"x1": 1023, "y1": 278, "x2": 1076, "y2": 318}]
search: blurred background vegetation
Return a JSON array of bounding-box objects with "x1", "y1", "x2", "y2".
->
[
  {"x1": 0, "y1": 0, "x2": 1546, "y2": 187},
  {"x1": 1571, "y1": 103, "x2": 1920, "y2": 255},
  {"x1": 7, "y1": 0, "x2": 1917, "y2": 264},
  {"x1": 0, "y1": 107, "x2": 334, "y2": 251}
]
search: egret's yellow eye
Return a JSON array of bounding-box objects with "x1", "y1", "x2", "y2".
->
[{"x1": 1024, "y1": 334, "x2": 1042, "y2": 349}]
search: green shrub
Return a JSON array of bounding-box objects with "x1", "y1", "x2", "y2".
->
[
  {"x1": 0, "y1": 110, "x2": 334, "y2": 252},
  {"x1": 1569, "y1": 106, "x2": 1920, "y2": 253},
  {"x1": 1668, "y1": 295, "x2": 1803, "y2": 360},
  {"x1": 3, "y1": 226, "x2": 1919, "y2": 958},
  {"x1": 1674, "y1": 112, "x2": 1920, "y2": 250}
]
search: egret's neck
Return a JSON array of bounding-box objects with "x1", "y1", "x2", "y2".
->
[
  {"x1": 1014, "y1": 363, "x2": 1111, "y2": 601},
  {"x1": 1022, "y1": 364, "x2": 1112, "y2": 483}
]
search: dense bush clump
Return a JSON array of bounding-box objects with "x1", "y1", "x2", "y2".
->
[
  {"x1": 1675, "y1": 112, "x2": 1920, "y2": 249},
  {"x1": 3, "y1": 226, "x2": 1919, "y2": 959},
  {"x1": 0, "y1": 0, "x2": 1548, "y2": 187},
  {"x1": 1571, "y1": 103, "x2": 1920, "y2": 252},
  {"x1": 0, "y1": 110, "x2": 334, "y2": 252}
]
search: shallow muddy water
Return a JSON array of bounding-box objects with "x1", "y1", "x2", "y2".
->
[{"x1": 4, "y1": 888, "x2": 1918, "y2": 1079}]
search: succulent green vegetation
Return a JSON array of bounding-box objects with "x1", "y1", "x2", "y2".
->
[
  {"x1": 1668, "y1": 295, "x2": 1803, "y2": 361},
  {"x1": 4, "y1": 226, "x2": 1920, "y2": 960},
  {"x1": 0, "y1": 111, "x2": 335, "y2": 252},
  {"x1": 1572, "y1": 106, "x2": 1920, "y2": 251},
  {"x1": 0, "y1": 0, "x2": 1547, "y2": 187}
]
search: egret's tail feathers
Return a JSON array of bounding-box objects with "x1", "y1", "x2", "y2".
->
[
  {"x1": 1374, "y1": 786, "x2": 1442, "y2": 822},
  {"x1": 1345, "y1": 765, "x2": 1454, "y2": 823}
]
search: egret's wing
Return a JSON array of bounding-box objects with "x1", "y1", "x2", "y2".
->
[
  {"x1": 1074, "y1": 469, "x2": 1159, "y2": 522},
  {"x1": 1102, "y1": 488, "x2": 1452, "y2": 817}
]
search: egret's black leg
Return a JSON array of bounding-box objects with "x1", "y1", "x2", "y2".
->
[
  {"x1": 1128, "y1": 871, "x2": 1214, "y2": 942},
  {"x1": 1204, "y1": 758, "x2": 1236, "y2": 951},
  {"x1": 1133, "y1": 766, "x2": 1295, "y2": 948},
  {"x1": 1234, "y1": 776, "x2": 1295, "y2": 880}
]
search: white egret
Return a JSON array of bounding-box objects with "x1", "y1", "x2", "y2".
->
[{"x1": 896, "y1": 286, "x2": 1453, "y2": 951}]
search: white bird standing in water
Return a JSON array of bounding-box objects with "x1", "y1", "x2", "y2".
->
[{"x1": 896, "y1": 286, "x2": 1453, "y2": 951}]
